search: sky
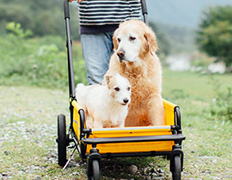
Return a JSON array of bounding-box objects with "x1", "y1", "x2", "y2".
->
[{"x1": 146, "y1": 0, "x2": 232, "y2": 28}]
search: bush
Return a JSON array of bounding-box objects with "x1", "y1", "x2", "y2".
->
[
  {"x1": 210, "y1": 87, "x2": 232, "y2": 121},
  {"x1": 196, "y1": 5, "x2": 232, "y2": 69},
  {"x1": 0, "y1": 23, "x2": 87, "y2": 89}
]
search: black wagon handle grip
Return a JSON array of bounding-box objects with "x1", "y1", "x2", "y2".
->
[
  {"x1": 64, "y1": 0, "x2": 70, "y2": 19},
  {"x1": 141, "y1": 0, "x2": 148, "y2": 24}
]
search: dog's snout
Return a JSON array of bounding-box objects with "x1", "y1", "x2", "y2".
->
[
  {"x1": 123, "y1": 98, "x2": 129, "y2": 104},
  {"x1": 117, "y1": 50, "x2": 125, "y2": 62}
]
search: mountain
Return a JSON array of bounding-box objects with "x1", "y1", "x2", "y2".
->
[{"x1": 146, "y1": 0, "x2": 232, "y2": 29}]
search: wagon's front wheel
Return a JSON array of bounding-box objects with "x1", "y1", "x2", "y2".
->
[
  {"x1": 92, "y1": 160, "x2": 100, "y2": 180},
  {"x1": 57, "y1": 114, "x2": 67, "y2": 166},
  {"x1": 172, "y1": 155, "x2": 181, "y2": 180},
  {"x1": 88, "y1": 159, "x2": 100, "y2": 180}
]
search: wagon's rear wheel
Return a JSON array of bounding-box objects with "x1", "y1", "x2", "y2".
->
[
  {"x1": 57, "y1": 114, "x2": 68, "y2": 166},
  {"x1": 172, "y1": 155, "x2": 181, "y2": 180}
]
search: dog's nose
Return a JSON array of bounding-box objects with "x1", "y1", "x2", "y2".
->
[
  {"x1": 123, "y1": 98, "x2": 129, "y2": 104},
  {"x1": 117, "y1": 50, "x2": 125, "y2": 62}
]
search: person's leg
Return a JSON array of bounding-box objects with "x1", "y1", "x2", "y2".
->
[{"x1": 81, "y1": 33, "x2": 113, "y2": 85}]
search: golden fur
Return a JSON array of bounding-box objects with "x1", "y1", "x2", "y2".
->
[{"x1": 103, "y1": 20, "x2": 165, "y2": 126}]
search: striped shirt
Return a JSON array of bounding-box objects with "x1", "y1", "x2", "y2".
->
[{"x1": 78, "y1": 0, "x2": 141, "y2": 33}]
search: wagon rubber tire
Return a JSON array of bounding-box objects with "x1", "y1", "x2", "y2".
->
[
  {"x1": 57, "y1": 114, "x2": 67, "y2": 167},
  {"x1": 172, "y1": 155, "x2": 181, "y2": 180},
  {"x1": 92, "y1": 160, "x2": 100, "y2": 180},
  {"x1": 88, "y1": 159, "x2": 100, "y2": 180}
]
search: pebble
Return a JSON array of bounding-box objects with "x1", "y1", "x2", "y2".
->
[
  {"x1": 152, "y1": 177, "x2": 164, "y2": 180},
  {"x1": 2, "y1": 172, "x2": 8, "y2": 176},
  {"x1": 4, "y1": 151, "x2": 9, "y2": 155},
  {"x1": 128, "y1": 165, "x2": 138, "y2": 174},
  {"x1": 33, "y1": 176, "x2": 42, "y2": 180}
]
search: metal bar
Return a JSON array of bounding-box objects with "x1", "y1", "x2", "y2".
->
[
  {"x1": 82, "y1": 134, "x2": 186, "y2": 144},
  {"x1": 64, "y1": 0, "x2": 75, "y2": 99},
  {"x1": 91, "y1": 126, "x2": 171, "y2": 132},
  {"x1": 141, "y1": 0, "x2": 148, "y2": 24}
]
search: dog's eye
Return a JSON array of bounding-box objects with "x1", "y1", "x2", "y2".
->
[
  {"x1": 127, "y1": 87, "x2": 131, "y2": 91},
  {"x1": 129, "y1": 36, "x2": 136, "y2": 41},
  {"x1": 114, "y1": 87, "x2": 120, "y2": 91},
  {"x1": 117, "y1": 38, "x2": 121, "y2": 43}
]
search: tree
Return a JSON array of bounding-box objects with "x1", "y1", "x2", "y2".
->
[
  {"x1": 0, "y1": 0, "x2": 80, "y2": 39},
  {"x1": 196, "y1": 5, "x2": 232, "y2": 68}
]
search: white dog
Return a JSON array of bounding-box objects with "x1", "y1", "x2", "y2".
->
[{"x1": 76, "y1": 73, "x2": 131, "y2": 128}]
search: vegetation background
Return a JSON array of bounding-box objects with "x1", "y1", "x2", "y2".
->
[{"x1": 0, "y1": 0, "x2": 231, "y2": 179}]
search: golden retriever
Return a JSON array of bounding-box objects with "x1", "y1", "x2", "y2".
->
[{"x1": 103, "y1": 20, "x2": 165, "y2": 126}]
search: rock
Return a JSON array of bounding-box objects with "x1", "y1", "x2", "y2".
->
[
  {"x1": 72, "y1": 171, "x2": 80, "y2": 176},
  {"x1": 152, "y1": 177, "x2": 164, "y2": 180},
  {"x1": 143, "y1": 167, "x2": 148, "y2": 174},
  {"x1": 33, "y1": 176, "x2": 42, "y2": 180},
  {"x1": 151, "y1": 172, "x2": 158, "y2": 176},
  {"x1": 157, "y1": 168, "x2": 164, "y2": 174},
  {"x1": 149, "y1": 162, "x2": 154, "y2": 166},
  {"x1": 2, "y1": 172, "x2": 8, "y2": 176},
  {"x1": 128, "y1": 165, "x2": 138, "y2": 174}
]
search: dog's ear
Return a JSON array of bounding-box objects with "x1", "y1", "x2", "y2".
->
[
  {"x1": 144, "y1": 27, "x2": 158, "y2": 54},
  {"x1": 113, "y1": 28, "x2": 119, "y2": 51},
  {"x1": 106, "y1": 75, "x2": 112, "y2": 85}
]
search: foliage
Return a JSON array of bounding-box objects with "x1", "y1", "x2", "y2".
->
[
  {"x1": 0, "y1": 0, "x2": 80, "y2": 39},
  {"x1": 0, "y1": 24, "x2": 87, "y2": 89},
  {"x1": 210, "y1": 87, "x2": 232, "y2": 121},
  {"x1": 6, "y1": 22, "x2": 33, "y2": 38},
  {"x1": 196, "y1": 5, "x2": 232, "y2": 68},
  {"x1": 0, "y1": 0, "x2": 175, "y2": 58}
]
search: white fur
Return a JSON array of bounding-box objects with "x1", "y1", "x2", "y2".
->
[
  {"x1": 116, "y1": 26, "x2": 142, "y2": 63},
  {"x1": 75, "y1": 74, "x2": 131, "y2": 129}
]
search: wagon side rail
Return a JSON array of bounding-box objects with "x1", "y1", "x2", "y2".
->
[{"x1": 82, "y1": 133, "x2": 185, "y2": 145}]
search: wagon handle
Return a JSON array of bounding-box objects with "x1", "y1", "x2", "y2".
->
[
  {"x1": 64, "y1": 0, "x2": 75, "y2": 99},
  {"x1": 64, "y1": 0, "x2": 70, "y2": 19},
  {"x1": 141, "y1": 0, "x2": 148, "y2": 24}
]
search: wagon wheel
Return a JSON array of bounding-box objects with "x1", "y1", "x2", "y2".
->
[
  {"x1": 88, "y1": 159, "x2": 100, "y2": 180},
  {"x1": 57, "y1": 114, "x2": 67, "y2": 166},
  {"x1": 172, "y1": 155, "x2": 181, "y2": 180},
  {"x1": 92, "y1": 159, "x2": 100, "y2": 180}
]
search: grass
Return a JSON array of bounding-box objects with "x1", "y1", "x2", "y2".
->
[
  {"x1": 1, "y1": 23, "x2": 231, "y2": 179},
  {"x1": 161, "y1": 70, "x2": 232, "y2": 179},
  {"x1": 0, "y1": 70, "x2": 232, "y2": 179}
]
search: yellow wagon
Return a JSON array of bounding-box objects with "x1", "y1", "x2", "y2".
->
[{"x1": 56, "y1": 0, "x2": 185, "y2": 179}]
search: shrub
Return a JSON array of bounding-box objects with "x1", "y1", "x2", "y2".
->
[
  {"x1": 0, "y1": 23, "x2": 87, "y2": 89},
  {"x1": 196, "y1": 5, "x2": 232, "y2": 69},
  {"x1": 210, "y1": 87, "x2": 232, "y2": 121}
]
